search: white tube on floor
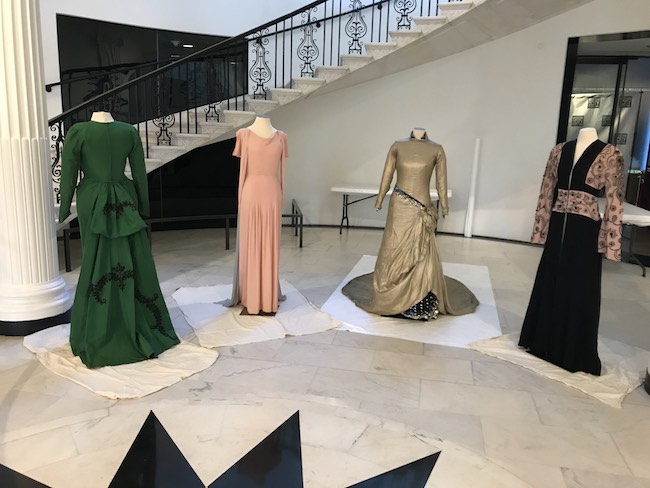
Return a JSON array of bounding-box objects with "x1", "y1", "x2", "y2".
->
[{"x1": 464, "y1": 138, "x2": 481, "y2": 238}]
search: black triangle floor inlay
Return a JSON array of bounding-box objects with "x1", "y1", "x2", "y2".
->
[
  {"x1": 109, "y1": 411, "x2": 204, "y2": 488},
  {"x1": 347, "y1": 452, "x2": 441, "y2": 488},
  {"x1": 0, "y1": 463, "x2": 51, "y2": 488},
  {"x1": 2, "y1": 410, "x2": 441, "y2": 487},
  {"x1": 209, "y1": 411, "x2": 303, "y2": 488}
]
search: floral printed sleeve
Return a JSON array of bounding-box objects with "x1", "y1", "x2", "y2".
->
[
  {"x1": 531, "y1": 143, "x2": 563, "y2": 244},
  {"x1": 598, "y1": 145, "x2": 624, "y2": 261}
]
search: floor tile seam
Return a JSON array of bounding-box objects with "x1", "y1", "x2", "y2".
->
[
  {"x1": 283, "y1": 337, "x2": 424, "y2": 357},
  {"x1": 527, "y1": 393, "x2": 603, "y2": 424},
  {"x1": 419, "y1": 376, "x2": 543, "y2": 400},
  {"x1": 312, "y1": 364, "x2": 422, "y2": 386},
  {"x1": 294, "y1": 348, "x2": 471, "y2": 385},
  {"x1": 608, "y1": 430, "x2": 640, "y2": 477},
  {"x1": 0, "y1": 407, "x2": 112, "y2": 447},
  {"x1": 485, "y1": 453, "x2": 570, "y2": 488},
  {"x1": 213, "y1": 357, "x2": 321, "y2": 377},
  {"x1": 0, "y1": 423, "x2": 80, "y2": 466},
  {"x1": 481, "y1": 449, "x2": 574, "y2": 478},
  {"x1": 470, "y1": 358, "x2": 478, "y2": 386},
  {"x1": 481, "y1": 415, "x2": 640, "y2": 462},
  {"x1": 531, "y1": 389, "x2": 544, "y2": 425},
  {"x1": 305, "y1": 366, "x2": 320, "y2": 393},
  {"x1": 367, "y1": 363, "x2": 475, "y2": 385},
  {"x1": 477, "y1": 415, "x2": 489, "y2": 459},
  {"x1": 265, "y1": 358, "x2": 375, "y2": 375}
]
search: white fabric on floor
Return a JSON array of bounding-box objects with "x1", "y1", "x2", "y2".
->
[
  {"x1": 470, "y1": 332, "x2": 650, "y2": 408},
  {"x1": 321, "y1": 255, "x2": 501, "y2": 348},
  {"x1": 172, "y1": 280, "x2": 340, "y2": 348},
  {"x1": 23, "y1": 324, "x2": 219, "y2": 399}
]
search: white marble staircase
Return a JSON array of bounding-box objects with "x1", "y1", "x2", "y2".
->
[
  {"x1": 125, "y1": 0, "x2": 478, "y2": 172},
  {"x1": 53, "y1": 1, "x2": 475, "y2": 230},
  {"x1": 53, "y1": 0, "x2": 595, "y2": 224}
]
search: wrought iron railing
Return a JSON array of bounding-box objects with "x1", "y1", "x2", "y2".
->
[
  {"x1": 47, "y1": 60, "x2": 166, "y2": 113},
  {"x1": 49, "y1": 0, "x2": 458, "y2": 203}
]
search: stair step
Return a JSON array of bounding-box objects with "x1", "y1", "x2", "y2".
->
[
  {"x1": 144, "y1": 145, "x2": 186, "y2": 163},
  {"x1": 291, "y1": 77, "x2": 326, "y2": 93},
  {"x1": 124, "y1": 158, "x2": 165, "y2": 178},
  {"x1": 269, "y1": 88, "x2": 303, "y2": 104},
  {"x1": 144, "y1": 158, "x2": 165, "y2": 173},
  {"x1": 173, "y1": 116, "x2": 235, "y2": 136},
  {"x1": 364, "y1": 42, "x2": 398, "y2": 59},
  {"x1": 340, "y1": 54, "x2": 374, "y2": 71},
  {"x1": 389, "y1": 29, "x2": 423, "y2": 47},
  {"x1": 193, "y1": 121, "x2": 234, "y2": 136},
  {"x1": 316, "y1": 66, "x2": 350, "y2": 83},
  {"x1": 223, "y1": 110, "x2": 256, "y2": 127},
  {"x1": 438, "y1": 1, "x2": 474, "y2": 20},
  {"x1": 413, "y1": 16, "x2": 448, "y2": 34},
  {"x1": 246, "y1": 98, "x2": 280, "y2": 115},
  {"x1": 173, "y1": 133, "x2": 213, "y2": 151}
]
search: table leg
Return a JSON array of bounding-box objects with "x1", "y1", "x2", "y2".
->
[
  {"x1": 629, "y1": 225, "x2": 646, "y2": 277},
  {"x1": 339, "y1": 194, "x2": 349, "y2": 235},
  {"x1": 293, "y1": 201, "x2": 298, "y2": 237}
]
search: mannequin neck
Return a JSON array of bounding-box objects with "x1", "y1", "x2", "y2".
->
[
  {"x1": 91, "y1": 111, "x2": 114, "y2": 123},
  {"x1": 411, "y1": 127, "x2": 427, "y2": 140},
  {"x1": 248, "y1": 115, "x2": 276, "y2": 138},
  {"x1": 574, "y1": 127, "x2": 598, "y2": 164}
]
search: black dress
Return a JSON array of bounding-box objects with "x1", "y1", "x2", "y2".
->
[{"x1": 519, "y1": 140, "x2": 624, "y2": 376}]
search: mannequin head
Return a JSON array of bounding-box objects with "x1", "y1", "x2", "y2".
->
[{"x1": 411, "y1": 127, "x2": 427, "y2": 140}]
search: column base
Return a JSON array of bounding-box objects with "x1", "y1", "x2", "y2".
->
[{"x1": 0, "y1": 308, "x2": 71, "y2": 336}]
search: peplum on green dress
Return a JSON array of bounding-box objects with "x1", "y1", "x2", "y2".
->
[{"x1": 58, "y1": 120, "x2": 179, "y2": 368}]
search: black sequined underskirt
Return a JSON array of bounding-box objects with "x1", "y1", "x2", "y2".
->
[{"x1": 393, "y1": 291, "x2": 439, "y2": 321}]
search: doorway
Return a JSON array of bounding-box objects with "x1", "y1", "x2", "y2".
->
[{"x1": 557, "y1": 30, "x2": 650, "y2": 207}]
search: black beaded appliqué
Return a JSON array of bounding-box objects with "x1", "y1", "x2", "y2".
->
[
  {"x1": 135, "y1": 290, "x2": 175, "y2": 340},
  {"x1": 89, "y1": 263, "x2": 134, "y2": 304},
  {"x1": 88, "y1": 263, "x2": 174, "y2": 340},
  {"x1": 400, "y1": 291, "x2": 440, "y2": 321},
  {"x1": 103, "y1": 201, "x2": 137, "y2": 217}
]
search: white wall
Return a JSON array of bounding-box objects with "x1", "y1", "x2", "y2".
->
[
  {"x1": 40, "y1": 0, "x2": 307, "y2": 116},
  {"x1": 266, "y1": 0, "x2": 650, "y2": 242}
]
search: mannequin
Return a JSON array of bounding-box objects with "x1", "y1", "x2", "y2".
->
[
  {"x1": 521, "y1": 129, "x2": 625, "y2": 375},
  {"x1": 227, "y1": 114, "x2": 288, "y2": 315},
  {"x1": 58, "y1": 115, "x2": 179, "y2": 367},
  {"x1": 574, "y1": 127, "x2": 598, "y2": 164},
  {"x1": 248, "y1": 115, "x2": 276, "y2": 138},
  {"x1": 411, "y1": 127, "x2": 427, "y2": 140},
  {"x1": 90, "y1": 111, "x2": 114, "y2": 123},
  {"x1": 343, "y1": 131, "x2": 478, "y2": 320}
]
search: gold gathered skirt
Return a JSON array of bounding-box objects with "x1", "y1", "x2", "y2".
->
[{"x1": 343, "y1": 188, "x2": 478, "y2": 317}]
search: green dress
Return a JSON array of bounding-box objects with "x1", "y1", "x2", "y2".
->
[{"x1": 58, "y1": 121, "x2": 179, "y2": 368}]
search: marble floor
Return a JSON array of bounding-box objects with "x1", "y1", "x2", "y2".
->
[{"x1": 1, "y1": 227, "x2": 650, "y2": 487}]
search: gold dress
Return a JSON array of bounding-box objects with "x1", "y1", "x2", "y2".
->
[{"x1": 342, "y1": 134, "x2": 478, "y2": 319}]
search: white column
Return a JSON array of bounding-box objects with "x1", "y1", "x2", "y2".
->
[{"x1": 0, "y1": 0, "x2": 71, "y2": 331}]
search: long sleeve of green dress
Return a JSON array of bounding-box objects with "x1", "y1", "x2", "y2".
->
[{"x1": 58, "y1": 124, "x2": 82, "y2": 222}]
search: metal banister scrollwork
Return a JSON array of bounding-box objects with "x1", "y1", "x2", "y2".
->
[
  {"x1": 205, "y1": 101, "x2": 223, "y2": 121},
  {"x1": 395, "y1": 0, "x2": 417, "y2": 30},
  {"x1": 345, "y1": 0, "x2": 368, "y2": 54},
  {"x1": 48, "y1": 0, "x2": 446, "y2": 200},
  {"x1": 50, "y1": 121, "x2": 65, "y2": 204},
  {"x1": 249, "y1": 29, "x2": 272, "y2": 99},
  {"x1": 152, "y1": 115, "x2": 175, "y2": 145},
  {"x1": 297, "y1": 7, "x2": 320, "y2": 77}
]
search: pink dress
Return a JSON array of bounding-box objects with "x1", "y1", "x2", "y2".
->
[{"x1": 232, "y1": 128, "x2": 288, "y2": 314}]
